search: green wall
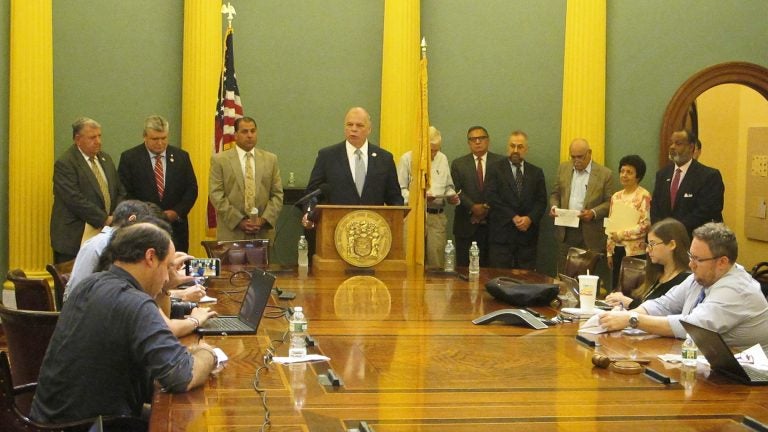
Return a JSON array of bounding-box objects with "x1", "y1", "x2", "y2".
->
[
  {"x1": 52, "y1": 0, "x2": 184, "y2": 156},
  {"x1": 2, "y1": 1, "x2": 767, "y2": 276}
]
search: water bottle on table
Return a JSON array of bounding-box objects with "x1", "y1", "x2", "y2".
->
[
  {"x1": 468, "y1": 241, "x2": 480, "y2": 278},
  {"x1": 297, "y1": 235, "x2": 309, "y2": 268},
  {"x1": 289, "y1": 306, "x2": 308, "y2": 358},
  {"x1": 444, "y1": 240, "x2": 456, "y2": 273}
]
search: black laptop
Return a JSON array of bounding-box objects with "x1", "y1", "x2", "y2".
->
[
  {"x1": 197, "y1": 269, "x2": 275, "y2": 336},
  {"x1": 681, "y1": 320, "x2": 768, "y2": 385}
]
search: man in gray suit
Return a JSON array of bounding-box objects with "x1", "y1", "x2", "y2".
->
[
  {"x1": 51, "y1": 117, "x2": 125, "y2": 263},
  {"x1": 209, "y1": 116, "x2": 283, "y2": 242},
  {"x1": 450, "y1": 126, "x2": 505, "y2": 267},
  {"x1": 549, "y1": 138, "x2": 614, "y2": 274}
]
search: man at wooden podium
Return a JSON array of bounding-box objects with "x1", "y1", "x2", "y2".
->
[{"x1": 301, "y1": 107, "x2": 402, "y2": 229}]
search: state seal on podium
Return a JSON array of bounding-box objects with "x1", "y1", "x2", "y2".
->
[{"x1": 335, "y1": 210, "x2": 392, "y2": 267}]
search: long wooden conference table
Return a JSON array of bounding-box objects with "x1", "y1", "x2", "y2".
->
[{"x1": 149, "y1": 267, "x2": 768, "y2": 431}]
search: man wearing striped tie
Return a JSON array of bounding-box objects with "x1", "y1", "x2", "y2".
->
[
  {"x1": 51, "y1": 117, "x2": 125, "y2": 263},
  {"x1": 118, "y1": 115, "x2": 198, "y2": 252},
  {"x1": 598, "y1": 223, "x2": 768, "y2": 349}
]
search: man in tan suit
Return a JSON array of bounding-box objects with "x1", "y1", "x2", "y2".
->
[
  {"x1": 549, "y1": 138, "x2": 614, "y2": 275},
  {"x1": 209, "y1": 117, "x2": 283, "y2": 242}
]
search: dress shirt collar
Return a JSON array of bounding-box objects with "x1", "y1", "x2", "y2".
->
[
  {"x1": 674, "y1": 158, "x2": 693, "y2": 176},
  {"x1": 346, "y1": 140, "x2": 369, "y2": 158}
]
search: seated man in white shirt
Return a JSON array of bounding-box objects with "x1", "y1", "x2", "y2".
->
[
  {"x1": 397, "y1": 126, "x2": 460, "y2": 268},
  {"x1": 599, "y1": 222, "x2": 768, "y2": 349}
]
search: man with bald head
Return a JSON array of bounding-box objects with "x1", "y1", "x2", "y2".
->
[
  {"x1": 549, "y1": 138, "x2": 614, "y2": 275},
  {"x1": 303, "y1": 107, "x2": 402, "y2": 224}
]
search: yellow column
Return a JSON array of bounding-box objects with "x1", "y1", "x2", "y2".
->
[
  {"x1": 9, "y1": 0, "x2": 54, "y2": 275},
  {"x1": 181, "y1": 0, "x2": 222, "y2": 258},
  {"x1": 380, "y1": 0, "x2": 420, "y2": 158},
  {"x1": 560, "y1": 0, "x2": 606, "y2": 163}
]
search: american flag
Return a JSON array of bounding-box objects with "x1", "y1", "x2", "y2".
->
[{"x1": 208, "y1": 26, "x2": 243, "y2": 229}]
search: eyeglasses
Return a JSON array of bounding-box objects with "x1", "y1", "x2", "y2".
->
[
  {"x1": 640, "y1": 240, "x2": 665, "y2": 250},
  {"x1": 687, "y1": 251, "x2": 721, "y2": 264},
  {"x1": 468, "y1": 136, "x2": 489, "y2": 142}
]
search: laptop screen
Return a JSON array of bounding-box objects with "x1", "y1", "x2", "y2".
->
[{"x1": 238, "y1": 269, "x2": 275, "y2": 329}]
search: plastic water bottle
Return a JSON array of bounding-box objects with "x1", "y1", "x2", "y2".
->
[
  {"x1": 681, "y1": 333, "x2": 698, "y2": 366},
  {"x1": 444, "y1": 240, "x2": 456, "y2": 272},
  {"x1": 297, "y1": 235, "x2": 309, "y2": 268},
  {"x1": 289, "y1": 307, "x2": 308, "y2": 358},
  {"x1": 469, "y1": 241, "x2": 480, "y2": 276}
]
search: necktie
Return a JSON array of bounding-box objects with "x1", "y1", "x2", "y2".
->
[
  {"x1": 691, "y1": 287, "x2": 706, "y2": 310},
  {"x1": 88, "y1": 157, "x2": 111, "y2": 212},
  {"x1": 670, "y1": 168, "x2": 682, "y2": 209},
  {"x1": 154, "y1": 155, "x2": 164, "y2": 200},
  {"x1": 476, "y1": 157, "x2": 484, "y2": 192},
  {"x1": 244, "y1": 152, "x2": 256, "y2": 211},
  {"x1": 354, "y1": 149, "x2": 365, "y2": 196},
  {"x1": 514, "y1": 163, "x2": 523, "y2": 195}
]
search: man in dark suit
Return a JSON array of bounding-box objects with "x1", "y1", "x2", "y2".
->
[
  {"x1": 51, "y1": 117, "x2": 125, "y2": 263},
  {"x1": 118, "y1": 115, "x2": 198, "y2": 252},
  {"x1": 450, "y1": 126, "x2": 505, "y2": 267},
  {"x1": 651, "y1": 129, "x2": 723, "y2": 236},
  {"x1": 486, "y1": 130, "x2": 547, "y2": 270},
  {"x1": 302, "y1": 107, "x2": 402, "y2": 224}
]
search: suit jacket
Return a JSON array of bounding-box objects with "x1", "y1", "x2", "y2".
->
[
  {"x1": 118, "y1": 144, "x2": 198, "y2": 251},
  {"x1": 549, "y1": 160, "x2": 614, "y2": 251},
  {"x1": 650, "y1": 159, "x2": 724, "y2": 235},
  {"x1": 51, "y1": 145, "x2": 126, "y2": 256},
  {"x1": 486, "y1": 158, "x2": 548, "y2": 246},
  {"x1": 450, "y1": 152, "x2": 505, "y2": 238},
  {"x1": 209, "y1": 147, "x2": 284, "y2": 241},
  {"x1": 306, "y1": 141, "x2": 403, "y2": 206}
]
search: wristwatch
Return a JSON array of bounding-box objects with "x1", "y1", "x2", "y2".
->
[{"x1": 628, "y1": 312, "x2": 639, "y2": 329}]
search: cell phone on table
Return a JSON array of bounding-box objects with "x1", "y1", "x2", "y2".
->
[
  {"x1": 184, "y1": 258, "x2": 221, "y2": 277},
  {"x1": 595, "y1": 300, "x2": 612, "y2": 310}
]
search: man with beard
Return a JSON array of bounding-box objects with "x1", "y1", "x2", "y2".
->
[
  {"x1": 485, "y1": 130, "x2": 547, "y2": 269},
  {"x1": 650, "y1": 129, "x2": 724, "y2": 236}
]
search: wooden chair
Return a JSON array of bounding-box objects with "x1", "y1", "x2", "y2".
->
[
  {"x1": 201, "y1": 239, "x2": 270, "y2": 269},
  {"x1": 6, "y1": 270, "x2": 55, "y2": 312},
  {"x1": 751, "y1": 262, "x2": 768, "y2": 298},
  {"x1": 616, "y1": 256, "x2": 647, "y2": 297},
  {"x1": 0, "y1": 303, "x2": 59, "y2": 414},
  {"x1": 0, "y1": 351, "x2": 146, "y2": 432},
  {"x1": 45, "y1": 260, "x2": 74, "y2": 311}
]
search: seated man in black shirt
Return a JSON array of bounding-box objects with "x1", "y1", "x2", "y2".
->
[{"x1": 30, "y1": 223, "x2": 218, "y2": 424}]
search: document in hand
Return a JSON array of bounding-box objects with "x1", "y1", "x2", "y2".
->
[
  {"x1": 604, "y1": 201, "x2": 641, "y2": 235},
  {"x1": 554, "y1": 208, "x2": 580, "y2": 228}
]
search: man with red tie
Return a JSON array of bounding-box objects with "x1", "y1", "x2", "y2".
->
[
  {"x1": 450, "y1": 126, "x2": 505, "y2": 267},
  {"x1": 650, "y1": 129, "x2": 724, "y2": 236},
  {"x1": 118, "y1": 115, "x2": 198, "y2": 252}
]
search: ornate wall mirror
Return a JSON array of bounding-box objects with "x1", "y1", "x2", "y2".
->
[{"x1": 659, "y1": 62, "x2": 768, "y2": 166}]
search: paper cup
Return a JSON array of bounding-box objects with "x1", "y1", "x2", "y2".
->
[{"x1": 578, "y1": 274, "x2": 599, "y2": 312}]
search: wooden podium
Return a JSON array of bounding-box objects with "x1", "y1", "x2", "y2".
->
[{"x1": 313, "y1": 205, "x2": 410, "y2": 272}]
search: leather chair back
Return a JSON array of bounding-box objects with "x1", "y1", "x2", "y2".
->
[
  {"x1": 45, "y1": 261, "x2": 74, "y2": 311},
  {"x1": 617, "y1": 256, "x2": 647, "y2": 296},
  {"x1": 563, "y1": 247, "x2": 602, "y2": 279},
  {"x1": 6, "y1": 270, "x2": 55, "y2": 312},
  {"x1": 201, "y1": 240, "x2": 269, "y2": 269}
]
